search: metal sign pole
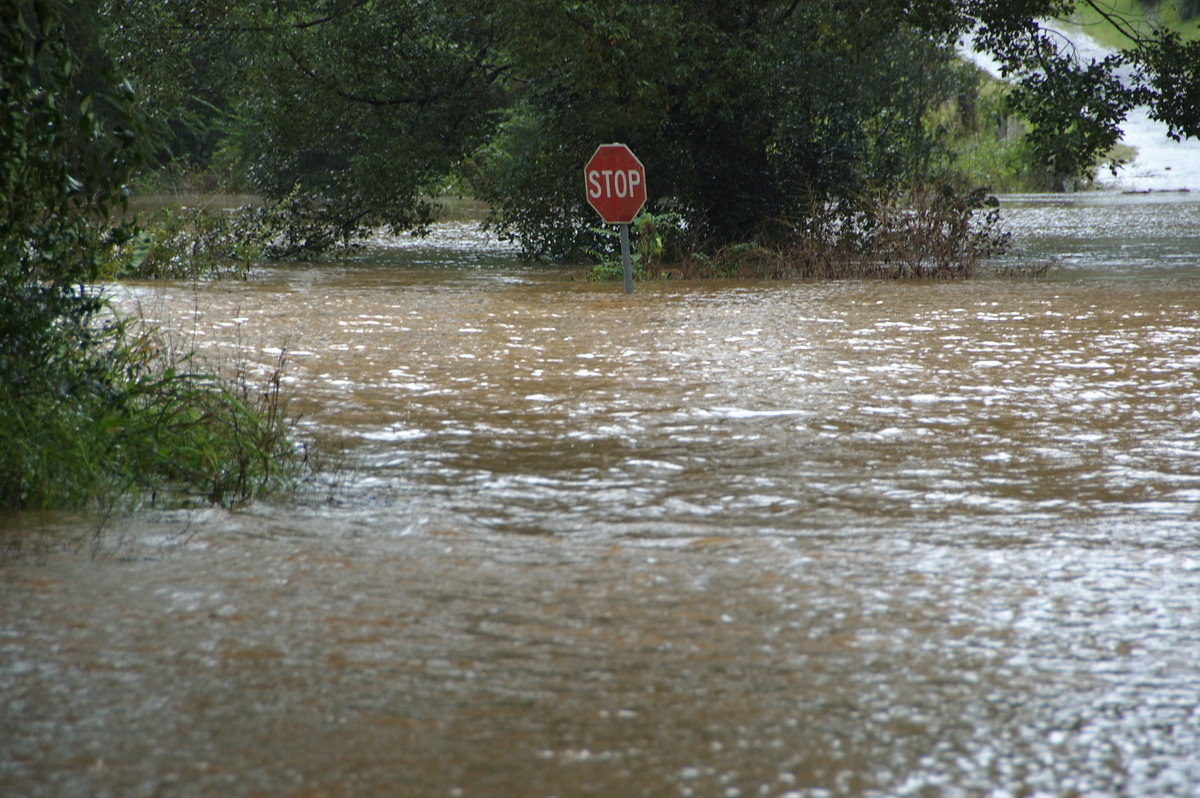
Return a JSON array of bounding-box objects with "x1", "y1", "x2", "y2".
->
[{"x1": 620, "y1": 223, "x2": 634, "y2": 295}]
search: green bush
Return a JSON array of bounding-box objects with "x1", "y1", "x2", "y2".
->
[
  {"x1": 0, "y1": 317, "x2": 301, "y2": 511},
  {"x1": 108, "y1": 204, "x2": 263, "y2": 281},
  {"x1": 585, "y1": 211, "x2": 688, "y2": 283},
  {"x1": 1, "y1": 1, "x2": 302, "y2": 513}
]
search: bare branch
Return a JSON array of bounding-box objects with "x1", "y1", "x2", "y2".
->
[{"x1": 1076, "y1": 0, "x2": 1148, "y2": 45}]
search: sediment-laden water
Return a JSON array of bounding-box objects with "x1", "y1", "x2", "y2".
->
[{"x1": 2, "y1": 194, "x2": 1199, "y2": 796}]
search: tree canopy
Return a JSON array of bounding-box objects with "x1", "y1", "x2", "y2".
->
[{"x1": 99, "y1": 0, "x2": 1200, "y2": 258}]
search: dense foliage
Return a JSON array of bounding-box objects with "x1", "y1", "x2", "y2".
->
[
  {"x1": 476, "y1": 1, "x2": 980, "y2": 256},
  {"x1": 102, "y1": 0, "x2": 1200, "y2": 260},
  {"x1": 1, "y1": 0, "x2": 298, "y2": 512},
  {"x1": 106, "y1": 0, "x2": 509, "y2": 255},
  {"x1": 2, "y1": 0, "x2": 140, "y2": 401}
]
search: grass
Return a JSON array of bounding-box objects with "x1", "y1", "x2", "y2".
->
[{"x1": 0, "y1": 313, "x2": 304, "y2": 518}]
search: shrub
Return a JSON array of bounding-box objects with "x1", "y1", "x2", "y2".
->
[
  {"x1": 108, "y1": 203, "x2": 265, "y2": 281},
  {"x1": 1, "y1": 2, "x2": 303, "y2": 514},
  {"x1": 0, "y1": 319, "x2": 301, "y2": 511},
  {"x1": 592, "y1": 186, "x2": 1011, "y2": 282},
  {"x1": 585, "y1": 211, "x2": 689, "y2": 283}
]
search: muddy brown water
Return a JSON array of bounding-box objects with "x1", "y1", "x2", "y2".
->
[{"x1": 3, "y1": 194, "x2": 1200, "y2": 797}]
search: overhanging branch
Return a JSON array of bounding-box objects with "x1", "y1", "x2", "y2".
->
[{"x1": 1077, "y1": 0, "x2": 1148, "y2": 45}]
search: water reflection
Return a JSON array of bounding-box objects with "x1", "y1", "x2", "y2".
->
[{"x1": 2, "y1": 194, "x2": 1200, "y2": 797}]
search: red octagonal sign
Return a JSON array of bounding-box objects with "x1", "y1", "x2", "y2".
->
[{"x1": 584, "y1": 143, "x2": 646, "y2": 224}]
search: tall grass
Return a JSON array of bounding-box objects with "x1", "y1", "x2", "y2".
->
[{"x1": 0, "y1": 316, "x2": 302, "y2": 513}]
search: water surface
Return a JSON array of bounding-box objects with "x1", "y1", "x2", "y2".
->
[{"x1": 2, "y1": 194, "x2": 1199, "y2": 797}]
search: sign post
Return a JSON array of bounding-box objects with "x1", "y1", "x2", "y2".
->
[
  {"x1": 584, "y1": 143, "x2": 647, "y2": 294},
  {"x1": 619, "y1": 222, "x2": 633, "y2": 295}
]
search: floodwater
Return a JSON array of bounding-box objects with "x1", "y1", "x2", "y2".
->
[{"x1": 3, "y1": 194, "x2": 1200, "y2": 797}]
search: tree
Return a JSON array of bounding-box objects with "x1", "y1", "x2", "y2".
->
[
  {"x1": 476, "y1": 0, "x2": 976, "y2": 257},
  {"x1": 968, "y1": 0, "x2": 1200, "y2": 186},
  {"x1": 104, "y1": 0, "x2": 1200, "y2": 259},
  {"x1": 101, "y1": 0, "x2": 254, "y2": 183},
  {"x1": 108, "y1": 0, "x2": 510, "y2": 254}
]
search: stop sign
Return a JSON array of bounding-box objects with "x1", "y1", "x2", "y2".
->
[{"x1": 584, "y1": 143, "x2": 646, "y2": 224}]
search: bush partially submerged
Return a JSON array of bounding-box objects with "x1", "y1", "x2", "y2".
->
[
  {"x1": 590, "y1": 186, "x2": 1011, "y2": 281},
  {"x1": 771, "y1": 185, "x2": 1011, "y2": 279},
  {"x1": 111, "y1": 189, "x2": 310, "y2": 281},
  {"x1": 0, "y1": 317, "x2": 301, "y2": 511},
  {"x1": 1, "y1": 1, "x2": 303, "y2": 516},
  {"x1": 113, "y1": 204, "x2": 264, "y2": 281}
]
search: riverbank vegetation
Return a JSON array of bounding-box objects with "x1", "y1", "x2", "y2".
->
[
  {"x1": 1, "y1": 1, "x2": 301, "y2": 512},
  {"x1": 587, "y1": 186, "x2": 1010, "y2": 281},
  {"x1": 1, "y1": 322, "x2": 300, "y2": 511},
  {"x1": 99, "y1": 0, "x2": 1196, "y2": 264}
]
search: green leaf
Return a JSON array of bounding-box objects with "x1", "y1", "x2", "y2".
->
[{"x1": 127, "y1": 230, "x2": 153, "y2": 272}]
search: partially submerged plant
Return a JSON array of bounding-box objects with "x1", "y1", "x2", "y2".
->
[
  {"x1": 0, "y1": 316, "x2": 303, "y2": 512},
  {"x1": 589, "y1": 186, "x2": 1011, "y2": 281},
  {"x1": 1, "y1": 0, "x2": 306, "y2": 520},
  {"x1": 585, "y1": 210, "x2": 688, "y2": 282}
]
